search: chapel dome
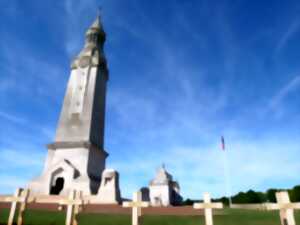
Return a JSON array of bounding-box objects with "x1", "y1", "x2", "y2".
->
[{"x1": 150, "y1": 165, "x2": 173, "y2": 185}]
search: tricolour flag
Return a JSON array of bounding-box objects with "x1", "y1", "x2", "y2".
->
[{"x1": 221, "y1": 136, "x2": 225, "y2": 151}]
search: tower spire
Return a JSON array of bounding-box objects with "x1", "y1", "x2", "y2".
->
[
  {"x1": 84, "y1": 12, "x2": 106, "y2": 48},
  {"x1": 97, "y1": 6, "x2": 102, "y2": 18},
  {"x1": 71, "y1": 12, "x2": 108, "y2": 77},
  {"x1": 90, "y1": 15, "x2": 102, "y2": 30},
  {"x1": 88, "y1": 7, "x2": 104, "y2": 31}
]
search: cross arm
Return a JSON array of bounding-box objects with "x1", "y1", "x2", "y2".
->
[
  {"x1": 34, "y1": 196, "x2": 66, "y2": 204},
  {"x1": 0, "y1": 196, "x2": 29, "y2": 203},
  {"x1": 122, "y1": 201, "x2": 150, "y2": 208},
  {"x1": 193, "y1": 202, "x2": 223, "y2": 209},
  {"x1": 265, "y1": 203, "x2": 300, "y2": 210},
  {"x1": 33, "y1": 196, "x2": 83, "y2": 205},
  {"x1": 59, "y1": 199, "x2": 83, "y2": 206}
]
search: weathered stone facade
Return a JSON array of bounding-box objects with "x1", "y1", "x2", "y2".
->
[
  {"x1": 148, "y1": 166, "x2": 182, "y2": 206},
  {"x1": 28, "y1": 16, "x2": 121, "y2": 204}
]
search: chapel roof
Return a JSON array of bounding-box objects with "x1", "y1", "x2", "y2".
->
[{"x1": 150, "y1": 165, "x2": 173, "y2": 185}]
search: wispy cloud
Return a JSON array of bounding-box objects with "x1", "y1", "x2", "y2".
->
[
  {"x1": 0, "y1": 149, "x2": 44, "y2": 169},
  {"x1": 0, "y1": 109, "x2": 55, "y2": 142},
  {"x1": 269, "y1": 75, "x2": 300, "y2": 110},
  {"x1": 63, "y1": 0, "x2": 99, "y2": 57},
  {"x1": 0, "y1": 34, "x2": 66, "y2": 103},
  {"x1": 0, "y1": 111, "x2": 28, "y2": 125},
  {"x1": 0, "y1": 175, "x2": 29, "y2": 194},
  {"x1": 275, "y1": 19, "x2": 300, "y2": 54},
  {"x1": 0, "y1": 148, "x2": 45, "y2": 194}
]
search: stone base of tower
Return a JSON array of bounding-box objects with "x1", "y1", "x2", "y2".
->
[
  {"x1": 96, "y1": 169, "x2": 121, "y2": 203},
  {"x1": 28, "y1": 142, "x2": 108, "y2": 196}
]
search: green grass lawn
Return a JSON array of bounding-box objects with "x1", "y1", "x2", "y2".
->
[{"x1": 1, "y1": 208, "x2": 300, "y2": 225}]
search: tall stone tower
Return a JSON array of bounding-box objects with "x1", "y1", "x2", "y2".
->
[
  {"x1": 29, "y1": 16, "x2": 112, "y2": 196},
  {"x1": 53, "y1": 16, "x2": 108, "y2": 150}
]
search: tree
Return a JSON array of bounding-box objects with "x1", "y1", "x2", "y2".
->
[
  {"x1": 182, "y1": 198, "x2": 195, "y2": 206},
  {"x1": 218, "y1": 197, "x2": 229, "y2": 206},
  {"x1": 266, "y1": 189, "x2": 277, "y2": 202},
  {"x1": 290, "y1": 186, "x2": 300, "y2": 202},
  {"x1": 232, "y1": 192, "x2": 248, "y2": 203},
  {"x1": 246, "y1": 190, "x2": 266, "y2": 203},
  {"x1": 232, "y1": 190, "x2": 266, "y2": 203}
]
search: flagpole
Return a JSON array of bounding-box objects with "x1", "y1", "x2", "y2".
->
[{"x1": 221, "y1": 136, "x2": 233, "y2": 207}]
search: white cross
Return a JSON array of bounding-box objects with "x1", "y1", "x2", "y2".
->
[
  {"x1": 0, "y1": 188, "x2": 30, "y2": 225},
  {"x1": 193, "y1": 192, "x2": 223, "y2": 225},
  {"x1": 265, "y1": 191, "x2": 300, "y2": 225},
  {"x1": 123, "y1": 191, "x2": 150, "y2": 225},
  {"x1": 58, "y1": 190, "x2": 83, "y2": 225}
]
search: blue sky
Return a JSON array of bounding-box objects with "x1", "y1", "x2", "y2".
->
[{"x1": 0, "y1": 0, "x2": 300, "y2": 199}]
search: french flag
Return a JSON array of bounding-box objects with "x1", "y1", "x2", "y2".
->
[{"x1": 221, "y1": 136, "x2": 225, "y2": 151}]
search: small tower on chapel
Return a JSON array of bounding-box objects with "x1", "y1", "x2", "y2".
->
[{"x1": 149, "y1": 165, "x2": 183, "y2": 206}]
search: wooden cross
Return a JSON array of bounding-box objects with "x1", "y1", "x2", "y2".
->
[
  {"x1": 123, "y1": 191, "x2": 150, "y2": 225},
  {"x1": 265, "y1": 191, "x2": 300, "y2": 225},
  {"x1": 193, "y1": 192, "x2": 223, "y2": 225},
  {"x1": 57, "y1": 190, "x2": 83, "y2": 225},
  {"x1": 0, "y1": 188, "x2": 30, "y2": 225}
]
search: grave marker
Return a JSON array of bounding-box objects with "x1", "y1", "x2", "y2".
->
[
  {"x1": 8, "y1": 188, "x2": 22, "y2": 225},
  {"x1": 265, "y1": 191, "x2": 300, "y2": 225},
  {"x1": 57, "y1": 190, "x2": 83, "y2": 225},
  {"x1": 123, "y1": 191, "x2": 150, "y2": 225},
  {"x1": 73, "y1": 190, "x2": 83, "y2": 225},
  {"x1": 16, "y1": 189, "x2": 30, "y2": 225},
  {"x1": 193, "y1": 192, "x2": 223, "y2": 225},
  {"x1": 277, "y1": 192, "x2": 295, "y2": 225}
]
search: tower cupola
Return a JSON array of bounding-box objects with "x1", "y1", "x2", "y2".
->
[
  {"x1": 85, "y1": 16, "x2": 106, "y2": 47},
  {"x1": 71, "y1": 15, "x2": 108, "y2": 79}
]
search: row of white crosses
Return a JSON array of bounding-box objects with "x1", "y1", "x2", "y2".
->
[
  {"x1": 1, "y1": 188, "x2": 299, "y2": 225},
  {"x1": 123, "y1": 191, "x2": 223, "y2": 225},
  {"x1": 122, "y1": 190, "x2": 300, "y2": 225},
  {"x1": 0, "y1": 188, "x2": 83, "y2": 225},
  {"x1": 0, "y1": 189, "x2": 223, "y2": 225}
]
